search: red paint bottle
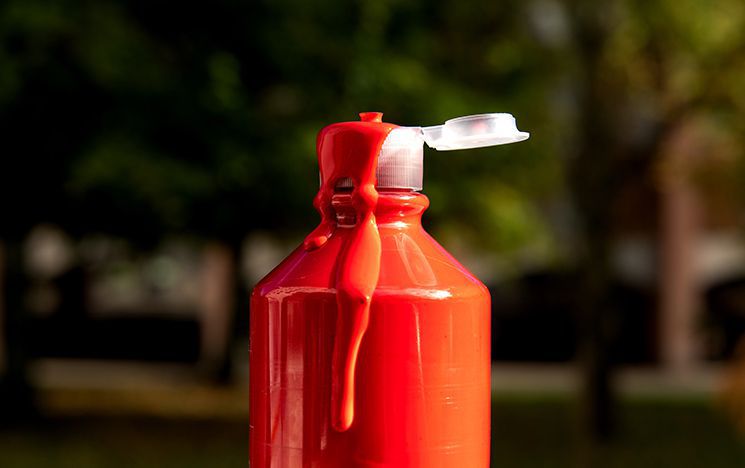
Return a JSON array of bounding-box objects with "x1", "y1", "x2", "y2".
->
[{"x1": 250, "y1": 112, "x2": 528, "y2": 467}]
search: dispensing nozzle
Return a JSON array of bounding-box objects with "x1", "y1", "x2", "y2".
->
[
  {"x1": 375, "y1": 113, "x2": 529, "y2": 190},
  {"x1": 335, "y1": 112, "x2": 529, "y2": 191}
]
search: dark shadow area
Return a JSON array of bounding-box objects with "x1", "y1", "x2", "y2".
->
[{"x1": 490, "y1": 270, "x2": 656, "y2": 364}]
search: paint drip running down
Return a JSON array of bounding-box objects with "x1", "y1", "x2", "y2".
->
[{"x1": 303, "y1": 112, "x2": 396, "y2": 432}]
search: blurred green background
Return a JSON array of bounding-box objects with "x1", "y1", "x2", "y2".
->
[{"x1": 3, "y1": 0, "x2": 745, "y2": 466}]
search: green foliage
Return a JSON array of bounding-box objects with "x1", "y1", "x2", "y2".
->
[{"x1": 2, "y1": 0, "x2": 744, "y2": 255}]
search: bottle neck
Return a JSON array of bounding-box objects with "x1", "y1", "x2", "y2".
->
[{"x1": 331, "y1": 190, "x2": 429, "y2": 229}]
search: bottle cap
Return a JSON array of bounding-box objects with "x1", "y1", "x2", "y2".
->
[
  {"x1": 375, "y1": 126, "x2": 425, "y2": 190},
  {"x1": 337, "y1": 113, "x2": 529, "y2": 191}
]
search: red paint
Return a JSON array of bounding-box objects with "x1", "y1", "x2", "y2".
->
[
  {"x1": 303, "y1": 111, "x2": 396, "y2": 432},
  {"x1": 250, "y1": 114, "x2": 491, "y2": 467}
]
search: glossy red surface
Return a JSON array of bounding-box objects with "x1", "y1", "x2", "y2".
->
[
  {"x1": 250, "y1": 113, "x2": 490, "y2": 467},
  {"x1": 250, "y1": 192, "x2": 491, "y2": 467}
]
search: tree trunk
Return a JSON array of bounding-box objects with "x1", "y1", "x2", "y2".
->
[
  {"x1": 576, "y1": 232, "x2": 616, "y2": 442},
  {"x1": 198, "y1": 241, "x2": 239, "y2": 383},
  {"x1": 657, "y1": 124, "x2": 701, "y2": 373},
  {"x1": 0, "y1": 239, "x2": 36, "y2": 422}
]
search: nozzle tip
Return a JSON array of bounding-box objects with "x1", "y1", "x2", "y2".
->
[{"x1": 359, "y1": 112, "x2": 383, "y2": 123}]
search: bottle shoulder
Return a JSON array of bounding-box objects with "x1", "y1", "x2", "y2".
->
[
  {"x1": 377, "y1": 226, "x2": 487, "y2": 294},
  {"x1": 251, "y1": 241, "x2": 338, "y2": 297},
  {"x1": 252, "y1": 226, "x2": 487, "y2": 299}
]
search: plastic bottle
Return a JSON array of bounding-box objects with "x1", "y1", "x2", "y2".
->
[{"x1": 250, "y1": 112, "x2": 528, "y2": 467}]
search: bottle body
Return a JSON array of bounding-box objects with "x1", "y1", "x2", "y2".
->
[{"x1": 250, "y1": 192, "x2": 490, "y2": 467}]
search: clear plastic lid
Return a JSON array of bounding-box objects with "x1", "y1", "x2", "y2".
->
[
  {"x1": 420, "y1": 113, "x2": 530, "y2": 151},
  {"x1": 338, "y1": 113, "x2": 529, "y2": 191}
]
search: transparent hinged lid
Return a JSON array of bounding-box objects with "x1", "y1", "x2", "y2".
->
[
  {"x1": 420, "y1": 113, "x2": 529, "y2": 151},
  {"x1": 337, "y1": 112, "x2": 529, "y2": 191}
]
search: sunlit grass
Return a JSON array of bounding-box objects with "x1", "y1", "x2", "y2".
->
[{"x1": 0, "y1": 395, "x2": 743, "y2": 467}]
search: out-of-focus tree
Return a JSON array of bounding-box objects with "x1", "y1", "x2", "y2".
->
[
  {"x1": 553, "y1": 0, "x2": 745, "y2": 443},
  {"x1": 0, "y1": 0, "x2": 561, "y2": 249},
  {"x1": 2, "y1": 0, "x2": 745, "y2": 442}
]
